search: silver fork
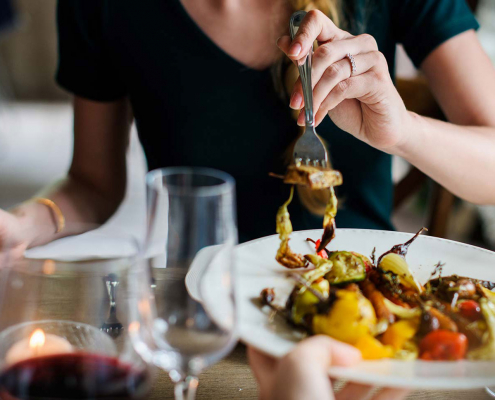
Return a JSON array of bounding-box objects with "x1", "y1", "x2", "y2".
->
[
  {"x1": 100, "y1": 273, "x2": 124, "y2": 339},
  {"x1": 289, "y1": 11, "x2": 329, "y2": 168}
]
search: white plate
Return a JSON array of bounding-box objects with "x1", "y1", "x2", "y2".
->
[{"x1": 234, "y1": 229, "x2": 495, "y2": 390}]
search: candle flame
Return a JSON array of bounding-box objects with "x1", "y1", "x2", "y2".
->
[{"x1": 29, "y1": 329, "x2": 46, "y2": 349}]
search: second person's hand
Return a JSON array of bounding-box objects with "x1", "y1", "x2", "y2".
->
[{"x1": 248, "y1": 335, "x2": 410, "y2": 400}]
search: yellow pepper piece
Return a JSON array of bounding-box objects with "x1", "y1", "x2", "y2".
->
[
  {"x1": 381, "y1": 319, "x2": 419, "y2": 351},
  {"x1": 312, "y1": 290, "x2": 376, "y2": 345},
  {"x1": 355, "y1": 335, "x2": 394, "y2": 360},
  {"x1": 292, "y1": 280, "x2": 330, "y2": 325}
]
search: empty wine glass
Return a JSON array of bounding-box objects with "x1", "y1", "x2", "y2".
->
[
  {"x1": 0, "y1": 229, "x2": 155, "y2": 400},
  {"x1": 129, "y1": 167, "x2": 238, "y2": 400}
]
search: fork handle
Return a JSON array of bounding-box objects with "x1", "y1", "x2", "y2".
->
[{"x1": 289, "y1": 11, "x2": 314, "y2": 127}]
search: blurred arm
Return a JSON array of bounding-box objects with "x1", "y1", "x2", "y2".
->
[
  {"x1": 9, "y1": 96, "x2": 131, "y2": 248},
  {"x1": 397, "y1": 30, "x2": 495, "y2": 205}
]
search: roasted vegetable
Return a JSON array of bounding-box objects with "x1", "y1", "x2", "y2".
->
[
  {"x1": 383, "y1": 298, "x2": 421, "y2": 319},
  {"x1": 260, "y1": 288, "x2": 276, "y2": 305},
  {"x1": 301, "y1": 261, "x2": 333, "y2": 286},
  {"x1": 418, "y1": 308, "x2": 440, "y2": 336},
  {"x1": 430, "y1": 276, "x2": 477, "y2": 304},
  {"x1": 428, "y1": 307, "x2": 458, "y2": 332},
  {"x1": 291, "y1": 279, "x2": 330, "y2": 325},
  {"x1": 381, "y1": 319, "x2": 419, "y2": 351},
  {"x1": 355, "y1": 334, "x2": 393, "y2": 360},
  {"x1": 419, "y1": 330, "x2": 468, "y2": 361},
  {"x1": 282, "y1": 164, "x2": 343, "y2": 189},
  {"x1": 394, "y1": 341, "x2": 419, "y2": 360},
  {"x1": 458, "y1": 300, "x2": 482, "y2": 321},
  {"x1": 360, "y1": 279, "x2": 395, "y2": 324},
  {"x1": 317, "y1": 187, "x2": 337, "y2": 252},
  {"x1": 312, "y1": 289, "x2": 376, "y2": 345},
  {"x1": 429, "y1": 275, "x2": 495, "y2": 295},
  {"x1": 304, "y1": 254, "x2": 332, "y2": 271},
  {"x1": 379, "y1": 253, "x2": 422, "y2": 293},
  {"x1": 468, "y1": 298, "x2": 495, "y2": 360},
  {"x1": 306, "y1": 238, "x2": 329, "y2": 259},
  {"x1": 480, "y1": 286, "x2": 495, "y2": 304},
  {"x1": 321, "y1": 251, "x2": 367, "y2": 285},
  {"x1": 377, "y1": 228, "x2": 426, "y2": 265},
  {"x1": 275, "y1": 187, "x2": 307, "y2": 269},
  {"x1": 424, "y1": 296, "x2": 485, "y2": 348}
]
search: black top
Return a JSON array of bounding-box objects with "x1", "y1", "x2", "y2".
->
[{"x1": 56, "y1": 0, "x2": 478, "y2": 242}]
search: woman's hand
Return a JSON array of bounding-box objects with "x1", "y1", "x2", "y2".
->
[
  {"x1": 248, "y1": 335, "x2": 409, "y2": 400},
  {"x1": 277, "y1": 10, "x2": 411, "y2": 153}
]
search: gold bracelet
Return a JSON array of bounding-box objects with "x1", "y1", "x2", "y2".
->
[{"x1": 33, "y1": 198, "x2": 66, "y2": 234}]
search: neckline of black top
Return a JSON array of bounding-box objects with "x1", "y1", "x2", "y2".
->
[{"x1": 173, "y1": 0, "x2": 271, "y2": 73}]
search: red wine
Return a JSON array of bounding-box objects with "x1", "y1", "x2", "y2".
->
[{"x1": 0, "y1": 352, "x2": 151, "y2": 399}]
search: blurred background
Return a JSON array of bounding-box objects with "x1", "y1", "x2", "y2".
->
[{"x1": 0, "y1": 0, "x2": 494, "y2": 248}]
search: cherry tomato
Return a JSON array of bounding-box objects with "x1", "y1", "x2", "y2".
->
[
  {"x1": 458, "y1": 300, "x2": 482, "y2": 321},
  {"x1": 315, "y1": 239, "x2": 328, "y2": 259},
  {"x1": 419, "y1": 330, "x2": 468, "y2": 361}
]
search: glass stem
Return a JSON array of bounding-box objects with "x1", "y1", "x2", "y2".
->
[{"x1": 173, "y1": 375, "x2": 199, "y2": 400}]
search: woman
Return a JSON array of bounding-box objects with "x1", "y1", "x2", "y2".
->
[{"x1": 0, "y1": 1, "x2": 494, "y2": 253}]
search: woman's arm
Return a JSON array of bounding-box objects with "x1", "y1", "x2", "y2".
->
[
  {"x1": 279, "y1": 11, "x2": 495, "y2": 205},
  {"x1": 397, "y1": 30, "x2": 495, "y2": 204},
  {"x1": 5, "y1": 96, "x2": 131, "y2": 249}
]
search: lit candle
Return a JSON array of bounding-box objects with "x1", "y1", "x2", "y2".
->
[{"x1": 5, "y1": 329, "x2": 73, "y2": 366}]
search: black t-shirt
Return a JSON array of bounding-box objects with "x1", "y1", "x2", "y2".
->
[{"x1": 56, "y1": 0, "x2": 478, "y2": 242}]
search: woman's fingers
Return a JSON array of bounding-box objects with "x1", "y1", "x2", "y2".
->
[
  {"x1": 310, "y1": 52, "x2": 378, "y2": 117},
  {"x1": 310, "y1": 35, "x2": 378, "y2": 87},
  {"x1": 281, "y1": 10, "x2": 350, "y2": 61},
  {"x1": 287, "y1": 36, "x2": 379, "y2": 110},
  {"x1": 311, "y1": 73, "x2": 376, "y2": 126},
  {"x1": 312, "y1": 52, "x2": 391, "y2": 124}
]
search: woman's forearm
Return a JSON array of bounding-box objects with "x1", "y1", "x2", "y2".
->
[
  {"x1": 9, "y1": 173, "x2": 125, "y2": 249},
  {"x1": 396, "y1": 112, "x2": 495, "y2": 205},
  {"x1": 6, "y1": 97, "x2": 132, "y2": 250}
]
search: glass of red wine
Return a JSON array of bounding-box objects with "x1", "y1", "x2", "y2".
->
[
  {"x1": 0, "y1": 229, "x2": 155, "y2": 400},
  {"x1": 129, "y1": 167, "x2": 238, "y2": 400}
]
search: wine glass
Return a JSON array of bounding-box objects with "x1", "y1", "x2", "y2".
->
[
  {"x1": 129, "y1": 167, "x2": 238, "y2": 400},
  {"x1": 0, "y1": 229, "x2": 155, "y2": 399}
]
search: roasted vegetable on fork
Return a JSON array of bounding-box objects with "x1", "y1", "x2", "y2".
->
[
  {"x1": 272, "y1": 163, "x2": 342, "y2": 262},
  {"x1": 317, "y1": 187, "x2": 337, "y2": 252},
  {"x1": 280, "y1": 164, "x2": 343, "y2": 189},
  {"x1": 275, "y1": 187, "x2": 307, "y2": 269}
]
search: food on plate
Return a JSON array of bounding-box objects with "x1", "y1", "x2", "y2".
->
[
  {"x1": 275, "y1": 186, "x2": 307, "y2": 269},
  {"x1": 273, "y1": 163, "x2": 343, "y2": 267},
  {"x1": 261, "y1": 229, "x2": 495, "y2": 361}
]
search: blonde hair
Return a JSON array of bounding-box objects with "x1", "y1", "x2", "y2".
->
[{"x1": 278, "y1": 0, "x2": 342, "y2": 216}]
